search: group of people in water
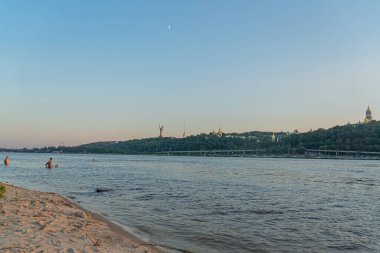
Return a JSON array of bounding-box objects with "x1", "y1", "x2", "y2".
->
[{"x1": 3, "y1": 156, "x2": 58, "y2": 169}]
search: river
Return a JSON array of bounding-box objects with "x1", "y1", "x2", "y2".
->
[{"x1": 0, "y1": 153, "x2": 379, "y2": 252}]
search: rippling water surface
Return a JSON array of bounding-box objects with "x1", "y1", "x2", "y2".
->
[{"x1": 1, "y1": 153, "x2": 379, "y2": 252}]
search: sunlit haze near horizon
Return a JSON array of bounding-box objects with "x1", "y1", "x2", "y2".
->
[{"x1": 1, "y1": 0, "x2": 380, "y2": 148}]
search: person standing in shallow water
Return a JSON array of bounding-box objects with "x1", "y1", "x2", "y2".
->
[
  {"x1": 46, "y1": 158, "x2": 53, "y2": 169},
  {"x1": 4, "y1": 156, "x2": 10, "y2": 166}
]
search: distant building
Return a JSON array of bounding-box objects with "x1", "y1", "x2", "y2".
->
[
  {"x1": 210, "y1": 128, "x2": 223, "y2": 137},
  {"x1": 217, "y1": 128, "x2": 223, "y2": 137},
  {"x1": 272, "y1": 132, "x2": 276, "y2": 142},
  {"x1": 363, "y1": 106, "x2": 374, "y2": 124}
]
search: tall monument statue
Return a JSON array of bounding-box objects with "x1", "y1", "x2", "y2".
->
[{"x1": 159, "y1": 125, "x2": 164, "y2": 138}]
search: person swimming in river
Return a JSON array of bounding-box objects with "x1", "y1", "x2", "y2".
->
[
  {"x1": 46, "y1": 158, "x2": 53, "y2": 169},
  {"x1": 4, "y1": 156, "x2": 10, "y2": 166}
]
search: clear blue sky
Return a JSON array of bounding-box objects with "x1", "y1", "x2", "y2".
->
[{"x1": 1, "y1": 0, "x2": 380, "y2": 148}]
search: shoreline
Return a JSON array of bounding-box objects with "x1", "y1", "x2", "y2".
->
[
  {"x1": 2, "y1": 150, "x2": 380, "y2": 160},
  {"x1": 0, "y1": 183, "x2": 167, "y2": 253}
]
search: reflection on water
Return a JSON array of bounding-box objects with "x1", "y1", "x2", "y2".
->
[{"x1": 1, "y1": 153, "x2": 379, "y2": 253}]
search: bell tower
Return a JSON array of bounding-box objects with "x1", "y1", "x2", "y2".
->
[{"x1": 364, "y1": 106, "x2": 373, "y2": 124}]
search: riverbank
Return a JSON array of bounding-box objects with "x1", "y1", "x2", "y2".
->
[
  {"x1": 3, "y1": 150, "x2": 380, "y2": 160},
  {"x1": 0, "y1": 183, "x2": 165, "y2": 253}
]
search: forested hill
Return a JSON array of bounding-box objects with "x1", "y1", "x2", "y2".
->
[{"x1": 22, "y1": 120, "x2": 380, "y2": 155}]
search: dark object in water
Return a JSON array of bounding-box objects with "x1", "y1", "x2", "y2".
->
[{"x1": 96, "y1": 188, "x2": 111, "y2": 193}]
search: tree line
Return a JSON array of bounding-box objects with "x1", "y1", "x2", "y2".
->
[{"x1": 4, "y1": 121, "x2": 380, "y2": 155}]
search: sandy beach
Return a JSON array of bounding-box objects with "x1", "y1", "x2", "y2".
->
[{"x1": 0, "y1": 183, "x2": 165, "y2": 253}]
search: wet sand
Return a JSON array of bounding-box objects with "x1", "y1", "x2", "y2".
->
[{"x1": 0, "y1": 183, "x2": 166, "y2": 253}]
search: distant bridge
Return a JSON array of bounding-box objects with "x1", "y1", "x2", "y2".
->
[
  {"x1": 305, "y1": 149, "x2": 380, "y2": 158},
  {"x1": 156, "y1": 149, "x2": 261, "y2": 156},
  {"x1": 156, "y1": 148, "x2": 380, "y2": 159}
]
